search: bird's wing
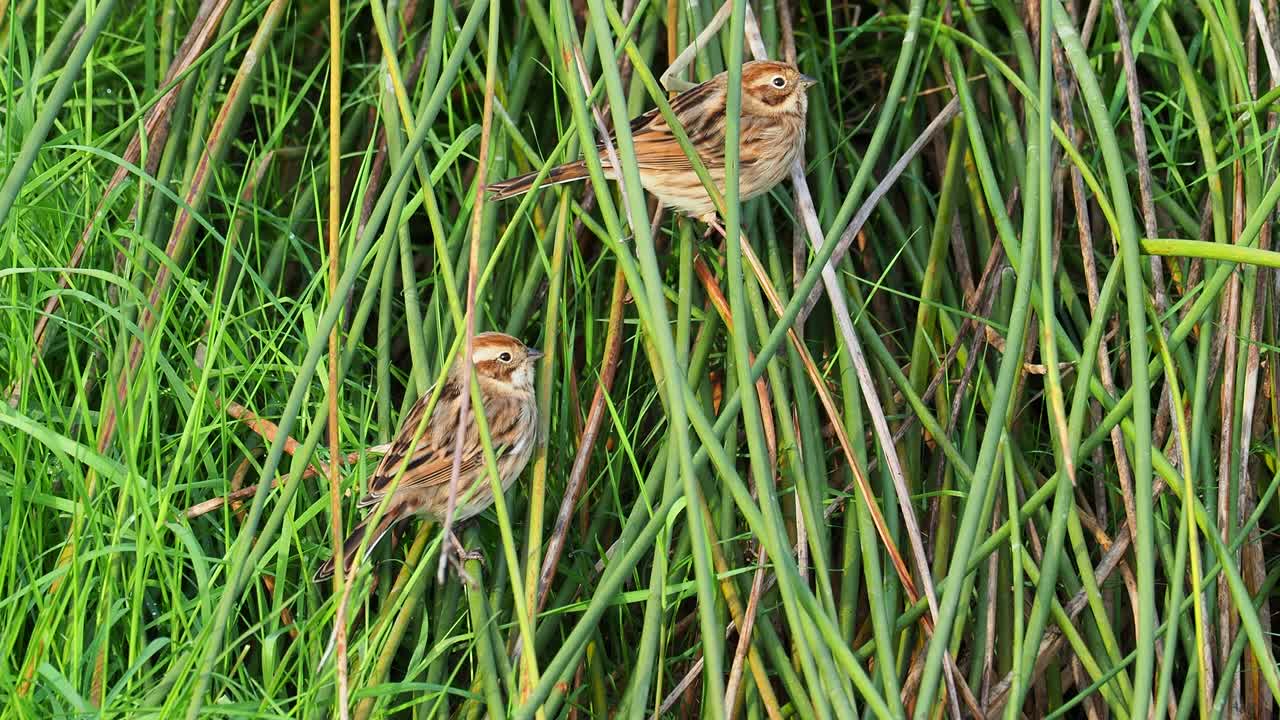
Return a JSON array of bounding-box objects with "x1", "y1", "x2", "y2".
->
[
  {"x1": 598, "y1": 77, "x2": 727, "y2": 171},
  {"x1": 363, "y1": 382, "x2": 519, "y2": 502},
  {"x1": 364, "y1": 377, "x2": 462, "y2": 497},
  {"x1": 362, "y1": 440, "x2": 517, "y2": 506},
  {"x1": 365, "y1": 448, "x2": 485, "y2": 500}
]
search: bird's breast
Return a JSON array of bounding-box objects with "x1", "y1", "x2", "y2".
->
[{"x1": 738, "y1": 113, "x2": 805, "y2": 198}]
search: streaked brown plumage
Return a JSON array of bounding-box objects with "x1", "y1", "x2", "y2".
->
[
  {"x1": 489, "y1": 60, "x2": 816, "y2": 223},
  {"x1": 313, "y1": 332, "x2": 541, "y2": 582}
]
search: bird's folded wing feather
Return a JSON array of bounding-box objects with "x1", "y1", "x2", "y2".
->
[
  {"x1": 371, "y1": 450, "x2": 484, "y2": 493},
  {"x1": 362, "y1": 375, "x2": 482, "y2": 498},
  {"x1": 366, "y1": 439, "x2": 512, "y2": 501},
  {"x1": 597, "y1": 78, "x2": 727, "y2": 172}
]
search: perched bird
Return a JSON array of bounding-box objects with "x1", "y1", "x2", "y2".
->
[
  {"x1": 489, "y1": 60, "x2": 816, "y2": 224},
  {"x1": 314, "y1": 332, "x2": 542, "y2": 582}
]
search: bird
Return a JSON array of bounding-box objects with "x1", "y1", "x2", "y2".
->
[
  {"x1": 313, "y1": 332, "x2": 542, "y2": 582},
  {"x1": 488, "y1": 60, "x2": 816, "y2": 225}
]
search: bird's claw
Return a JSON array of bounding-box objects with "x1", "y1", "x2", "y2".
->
[
  {"x1": 447, "y1": 554, "x2": 478, "y2": 587},
  {"x1": 446, "y1": 532, "x2": 484, "y2": 564},
  {"x1": 442, "y1": 532, "x2": 485, "y2": 586}
]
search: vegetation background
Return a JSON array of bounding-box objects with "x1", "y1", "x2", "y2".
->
[{"x1": 3, "y1": 0, "x2": 1280, "y2": 717}]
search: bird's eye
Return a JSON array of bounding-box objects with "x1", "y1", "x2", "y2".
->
[
  {"x1": 772, "y1": 76, "x2": 786, "y2": 88},
  {"x1": 498, "y1": 352, "x2": 512, "y2": 362}
]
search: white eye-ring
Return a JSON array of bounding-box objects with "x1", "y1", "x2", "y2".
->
[
  {"x1": 772, "y1": 76, "x2": 786, "y2": 88},
  {"x1": 498, "y1": 352, "x2": 513, "y2": 362}
]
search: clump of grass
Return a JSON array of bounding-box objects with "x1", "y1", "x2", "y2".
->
[{"x1": 3, "y1": 0, "x2": 1280, "y2": 717}]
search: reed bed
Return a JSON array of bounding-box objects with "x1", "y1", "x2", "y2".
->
[{"x1": 3, "y1": 0, "x2": 1280, "y2": 716}]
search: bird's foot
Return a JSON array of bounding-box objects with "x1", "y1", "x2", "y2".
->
[
  {"x1": 701, "y1": 215, "x2": 725, "y2": 238},
  {"x1": 447, "y1": 531, "x2": 486, "y2": 565},
  {"x1": 442, "y1": 531, "x2": 484, "y2": 586},
  {"x1": 700, "y1": 217, "x2": 750, "y2": 240}
]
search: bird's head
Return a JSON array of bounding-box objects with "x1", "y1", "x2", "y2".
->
[
  {"x1": 740, "y1": 60, "x2": 817, "y2": 118},
  {"x1": 470, "y1": 332, "x2": 542, "y2": 394}
]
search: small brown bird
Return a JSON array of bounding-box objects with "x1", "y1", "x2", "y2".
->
[
  {"x1": 314, "y1": 332, "x2": 542, "y2": 582},
  {"x1": 489, "y1": 60, "x2": 816, "y2": 224}
]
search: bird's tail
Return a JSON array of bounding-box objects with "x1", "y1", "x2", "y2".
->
[
  {"x1": 488, "y1": 160, "x2": 590, "y2": 200},
  {"x1": 312, "y1": 511, "x2": 399, "y2": 583}
]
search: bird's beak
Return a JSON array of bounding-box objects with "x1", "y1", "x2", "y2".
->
[
  {"x1": 799, "y1": 74, "x2": 818, "y2": 89},
  {"x1": 526, "y1": 346, "x2": 544, "y2": 361}
]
